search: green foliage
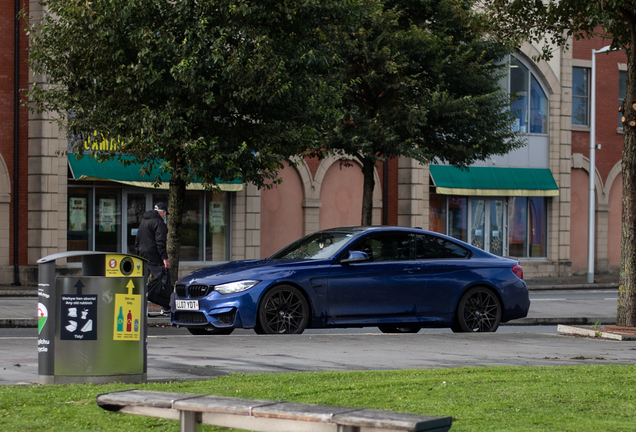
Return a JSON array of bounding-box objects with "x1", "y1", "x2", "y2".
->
[
  {"x1": 28, "y1": 0, "x2": 356, "y2": 188},
  {"x1": 483, "y1": 0, "x2": 635, "y2": 59},
  {"x1": 1, "y1": 366, "x2": 635, "y2": 431},
  {"x1": 481, "y1": 0, "x2": 636, "y2": 327},
  {"x1": 320, "y1": 0, "x2": 525, "y2": 223}
]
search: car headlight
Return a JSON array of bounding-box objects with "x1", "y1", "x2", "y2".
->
[{"x1": 214, "y1": 280, "x2": 260, "y2": 295}]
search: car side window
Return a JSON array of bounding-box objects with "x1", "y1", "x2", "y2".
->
[
  {"x1": 350, "y1": 232, "x2": 415, "y2": 262},
  {"x1": 416, "y1": 234, "x2": 470, "y2": 259}
]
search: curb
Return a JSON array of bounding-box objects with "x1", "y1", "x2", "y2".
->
[
  {"x1": 557, "y1": 324, "x2": 636, "y2": 341},
  {"x1": 526, "y1": 283, "x2": 618, "y2": 291},
  {"x1": 1, "y1": 317, "x2": 615, "y2": 329},
  {"x1": 503, "y1": 317, "x2": 615, "y2": 326},
  {"x1": 0, "y1": 284, "x2": 620, "y2": 298}
]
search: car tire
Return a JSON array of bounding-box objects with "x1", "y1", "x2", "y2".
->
[
  {"x1": 378, "y1": 325, "x2": 421, "y2": 334},
  {"x1": 255, "y1": 285, "x2": 309, "y2": 334},
  {"x1": 187, "y1": 327, "x2": 234, "y2": 335},
  {"x1": 451, "y1": 286, "x2": 502, "y2": 333}
]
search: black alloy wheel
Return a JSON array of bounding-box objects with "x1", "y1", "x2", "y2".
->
[
  {"x1": 378, "y1": 325, "x2": 421, "y2": 334},
  {"x1": 255, "y1": 285, "x2": 309, "y2": 334},
  {"x1": 187, "y1": 327, "x2": 234, "y2": 335},
  {"x1": 451, "y1": 287, "x2": 502, "y2": 333}
]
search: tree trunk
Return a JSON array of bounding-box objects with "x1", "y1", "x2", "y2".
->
[
  {"x1": 166, "y1": 175, "x2": 186, "y2": 286},
  {"x1": 360, "y1": 157, "x2": 376, "y2": 225},
  {"x1": 618, "y1": 25, "x2": 636, "y2": 327}
]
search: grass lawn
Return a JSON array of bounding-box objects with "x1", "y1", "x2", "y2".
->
[{"x1": 1, "y1": 365, "x2": 635, "y2": 431}]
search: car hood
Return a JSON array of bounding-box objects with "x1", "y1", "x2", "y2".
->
[{"x1": 176, "y1": 259, "x2": 323, "y2": 286}]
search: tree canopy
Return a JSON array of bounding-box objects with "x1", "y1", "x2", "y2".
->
[
  {"x1": 480, "y1": 0, "x2": 636, "y2": 326},
  {"x1": 28, "y1": 0, "x2": 358, "y2": 280},
  {"x1": 320, "y1": 0, "x2": 525, "y2": 224}
]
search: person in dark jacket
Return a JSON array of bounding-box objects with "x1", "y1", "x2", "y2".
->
[{"x1": 136, "y1": 202, "x2": 171, "y2": 314}]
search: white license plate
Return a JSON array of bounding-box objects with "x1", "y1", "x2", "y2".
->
[{"x1": 176, "y1": 300, "x2": 199, "y2": 310}]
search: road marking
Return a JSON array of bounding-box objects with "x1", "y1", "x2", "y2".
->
[{"x1": 532, "y1": 299, "x2": 566, "y2": 301}]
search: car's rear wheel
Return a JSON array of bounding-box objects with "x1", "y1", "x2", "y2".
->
[
  {"x1": 255, "y1": 285, "x2": 309, "y2": 334},
  {"x1": 378, "y1": 325, "x2": 421, "y2": 334},
  {"x1": 187, "y1": 327, "x2": 234, "y2": 335},
  {"x1": 451, "y1": 287, "x2": 502, "y2": 333}
]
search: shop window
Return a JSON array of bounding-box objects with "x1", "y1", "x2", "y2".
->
[
  {"x1": 508, "y1": 197, "x2": 528, "y2": 257},
  {"x1": 429, "y1": 195, "x2": 548, "y2": 257},
  {"x1": 95, "y1": 188, "x2": 121, "y2": 252},
  {"x1": 67, "y1": 188, "x2": 93, "y2": 262},
  {"x1": 429, "y1": 192, "x2": 445, "y2": 234},
  {"x1": 206, "y1": 191, "x2": 229, "y2": 261},
  {"x1": 126, "y1": 193, "x2": 147, "y2": 255},
  {"x1": 528, "y1": 197, "x2": 546, "y2": 257},
  {"x1": 572, "y1": 67, "x2": 590, "y2": 126},
  {"x1": 448, "y1": 197, "x2": 467, "y2": 242},
  {"x1": 179, "y1": 191, "x2": 204, "y2": 261}
]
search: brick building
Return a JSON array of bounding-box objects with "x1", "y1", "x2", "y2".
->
[
  {"x1": 569, "y1": 37, "x2": 627, "y2": 274},
  {"x1": 0, "y1": 0, "x2": 627, "y2": 284},
  {"x1": 0, "y1": 0, "x2": 29, "y2": 285}
]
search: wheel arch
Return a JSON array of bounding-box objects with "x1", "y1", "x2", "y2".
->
[
  {"x1": 256, "y1": 281, "x2": 315, "y2": 328},
  {"x1": 452, "y1": 283, "x2": 504, "y2": 325}
]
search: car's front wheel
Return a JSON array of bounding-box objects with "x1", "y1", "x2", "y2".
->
[
  {"x1": 451, "y1": 287, "x2": 502, "y2": 333},
  {"x1": 187, "y1": 327, "x2": 234, "y2": 335},
  {"x1": 378, "y1": 325, "x2": 421, "y2": 334},
  {"x1": 255, "y1": 285, "x2": 309, "y2": 334}
]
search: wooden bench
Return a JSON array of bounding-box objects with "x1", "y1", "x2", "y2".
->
[{"x1": 97, "y1": 390, "x2": 453, "y2": 432}]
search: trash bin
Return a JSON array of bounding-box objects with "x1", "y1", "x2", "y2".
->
[{"x1": 37, "y1": 251, "x2": 147, "y2": 384}]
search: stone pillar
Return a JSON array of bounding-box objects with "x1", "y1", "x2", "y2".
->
[
  {"x1": 397, "y1": 157, "x2": 425, "y2": 228},
  {"x1": 232, "y1": 184, "x2": 260, "y2": 260},
  {"x1": 552, "y1": 45, "x2": 573, "y2": 275},
  {"x1": 28, "y1": 0, "x2": 69, "y2": 281},
  {"x1": 302, "y1": 199, "x2": 321, "y2": 235}
]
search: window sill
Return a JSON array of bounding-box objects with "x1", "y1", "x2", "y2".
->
[{"x1": 571, "y1": 125, "x2": 590, "y2": 132}]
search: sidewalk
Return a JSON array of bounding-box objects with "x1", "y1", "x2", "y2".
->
[{"x1": 0, "y1": 275, "x2": 619, "y2": 329}]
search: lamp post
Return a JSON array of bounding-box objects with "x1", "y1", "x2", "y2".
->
[{"x1": 588, "y1": 45, "x2": 612, "y2": 284}]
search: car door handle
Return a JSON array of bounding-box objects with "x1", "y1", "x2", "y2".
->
[{"x1": 403, "y1": 267, "x2": 422, "y2": 273}]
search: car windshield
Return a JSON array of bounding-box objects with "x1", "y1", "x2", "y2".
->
[{"x1": 270, "y1": 231, "x2": 355, "y2": 260}]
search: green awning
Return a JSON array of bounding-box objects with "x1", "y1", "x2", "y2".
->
[
  {"x1": 68, "y1": 154, "x2": 243, "y2": 192},
  {"x1": 429, "y1": 165, "x2": 559, "y2": 197}
]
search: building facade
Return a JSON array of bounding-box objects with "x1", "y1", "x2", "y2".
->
[{"x1": 0, "y1": 0, "x2": 627, "y2": 284}]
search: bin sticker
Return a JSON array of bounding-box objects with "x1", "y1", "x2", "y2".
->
[
  {"x1": 60, "y1": 295, "x2": 98, "y2": 340},
  {"x1": 113, "y1": 280, "x2": 141, "y2": 341},
  {"x1": 105, "y1": 255, "x2": 143, "y2": 278},
  {"x1": 37, "y1": 302, "x2": 48, "y2": 335}
]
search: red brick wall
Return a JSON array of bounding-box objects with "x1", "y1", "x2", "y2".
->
[
  {"x1": 572, "y1": 36, "x2": 627, "y2": 183},
  {"x1": 0, "y1": 0, "x2": 29, "y2": 266}
]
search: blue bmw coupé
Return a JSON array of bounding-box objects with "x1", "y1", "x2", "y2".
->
[{"x1": 171, "y1": 226, "x2": 530, "y2": 335}]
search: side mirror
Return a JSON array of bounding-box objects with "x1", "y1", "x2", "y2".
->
[{"x1": 340, "y1": 250, "x2": 369, "y2": 264}]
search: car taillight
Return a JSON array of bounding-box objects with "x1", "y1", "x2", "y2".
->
[{"x1": 512, "y1": 264, "x2": 524, "y2": 280}]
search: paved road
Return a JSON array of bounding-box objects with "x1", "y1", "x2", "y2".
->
[
  {"x1": 2, "y1": 330, "x2": 635, "y2": 386},
  {"x1": 0, "y1": 288, "x2": 628, "y2": 386},
  {"x1": 0, "y1": 289, "x2": 619, "y2": 327}
]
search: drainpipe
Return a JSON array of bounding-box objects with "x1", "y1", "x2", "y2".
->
[
  {"x1": 12, "y1": 0, "x2": 21, "y2": 286},
  {"x1": 382, "y1": 155, "x2": 388, "y2": 225}
]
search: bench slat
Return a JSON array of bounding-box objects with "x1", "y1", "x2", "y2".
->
[
  {"x1": 97, "y1": 390, "x2": 202, "y2": 410},
  {"x1": 97, "y1": 390, "x2": 452, "y2": 432},
  {"x1": 173, "y1": 394, "x2": 279, "y2": 415},
  {"x1": 333, "y1": 409, "x2": 452, "y2": 431}
]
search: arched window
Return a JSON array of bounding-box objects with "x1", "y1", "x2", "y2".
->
[{"x1": 506, "y1": 55, "x2": 549, "y2": 135}]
